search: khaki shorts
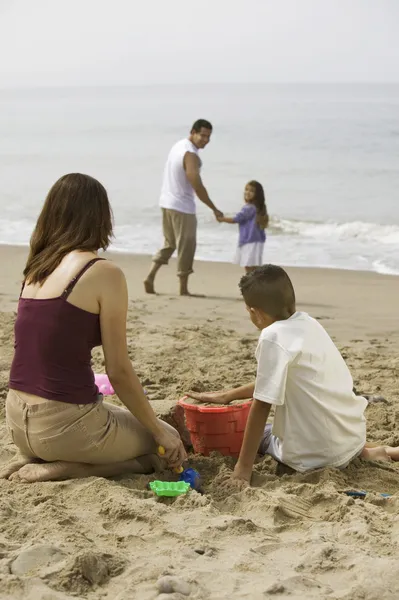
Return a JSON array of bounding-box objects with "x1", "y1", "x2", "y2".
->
[
  {"x1": 6, "y1": 389, "x2": 160, "y2": 464},
  {"x1": 153, "y1": 208, "x2": 197, "y2": 277}
]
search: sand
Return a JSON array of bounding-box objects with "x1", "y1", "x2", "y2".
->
[{"x1": 0, "y1": 246, "x2": 399, "y2": 600}]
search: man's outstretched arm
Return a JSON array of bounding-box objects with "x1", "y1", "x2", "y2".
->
[{"x1": 184, "y1": 152, "x2": 223, "y2": 218}]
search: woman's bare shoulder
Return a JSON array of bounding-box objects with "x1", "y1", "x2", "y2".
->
[
  {"x1": 95, "y1": 259, "x2": 126, "y2": 282},
  {"x1": 93, "y1": 259, "x2": 126, "y2": 287}
]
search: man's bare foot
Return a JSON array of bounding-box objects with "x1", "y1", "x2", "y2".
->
[
  {"x1": 0, "y1": 456, "x2": 37, "y2": 479},
  {"x1": 144, "y1": 279, "x2": 155, "y2": 294},
  {"x1": 361, "y1": 446, "x2": 392, "y2": 462},
  {"x1": 8, "y1": 455, "x2": 164, "y2": 483}
]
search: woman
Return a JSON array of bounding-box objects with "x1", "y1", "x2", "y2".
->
[{"x1": 1, "y1": 173, "x2": 186, "y2": 482}]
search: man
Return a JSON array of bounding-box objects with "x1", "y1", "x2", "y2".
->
[{"x1": 144, "y1": 119, "x2": 223, "y2": 296}]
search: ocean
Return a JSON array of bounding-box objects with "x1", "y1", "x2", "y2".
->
[{"x1": 1, "y1": 83, "x2": 399, "y2": 274}]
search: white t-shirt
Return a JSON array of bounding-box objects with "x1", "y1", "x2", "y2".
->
[
  {"x1": 254, "y1": 312, "x2": 367, "y2": 472},
  {"x1": 159, "y1": 139, "x2": 200, "y2": 214}
]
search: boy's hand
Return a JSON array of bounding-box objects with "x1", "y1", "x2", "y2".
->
[
  {"x1": 232, "y1": 463, "x2": 252, "y2": 485},
  {"x1": 186, "y1": 391, "x2": 231, "y2": 405}
]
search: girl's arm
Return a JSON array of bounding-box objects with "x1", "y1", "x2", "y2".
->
[
  {"x1": 98, "y1": 262, "x2": 186, "y2": 468},
  {"x1": 218, "y1": 216, "x2": 236, "y2": 224}
]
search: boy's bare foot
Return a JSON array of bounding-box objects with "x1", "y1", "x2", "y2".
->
[
  {"x1": 361, "y1": 446, "x2": 392, "y2": 462},
  {"x1": 144, "y1": 279, "x2": 155, "y2": 294},
  {"x1": 385, "y1": 447, "x2": 399, "y2": 461}
]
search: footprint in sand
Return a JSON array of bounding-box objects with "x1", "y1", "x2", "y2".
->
[{"x1": 156, "y1": 575, "x2": 192, "y2": 596}]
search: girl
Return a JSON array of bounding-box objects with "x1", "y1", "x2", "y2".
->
[
  {"x1": 1, "y1": 173, "x2": 186, "y2": 483},
  {"x1": 218, "y1": 181, "x2": 268, "y2": 273}
]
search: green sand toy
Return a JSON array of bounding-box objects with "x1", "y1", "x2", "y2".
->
[{"x1": 149, "y1": 480, "x2": 191, "y2": 497}]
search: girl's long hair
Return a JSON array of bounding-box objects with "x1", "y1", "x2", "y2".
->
[
  {"x1": 247, "y1": 180, "x2": 269, "y2": 230},
  {"x1": 24, "y1": 173, "x2": 113, "y2": 285}
]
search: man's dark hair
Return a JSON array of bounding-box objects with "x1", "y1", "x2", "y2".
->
[
  {"x1": 239, "y1": 265, "x2": 296, "y2": 320},
  {"x1": 191, "y1": 119, "x2": 213, "y2": 133}
]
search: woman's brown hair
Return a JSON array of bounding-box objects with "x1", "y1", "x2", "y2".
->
[
  {"x1": 247, "y1": 180, "x2": 269, "y2": 230},
  {"x1": 24, "y1": 173, "x2": 113, "y2": 285}
]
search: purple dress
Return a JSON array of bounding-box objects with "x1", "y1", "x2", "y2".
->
[{"x1": 233, "y1": 204, "x2": 266, "y2": 267}]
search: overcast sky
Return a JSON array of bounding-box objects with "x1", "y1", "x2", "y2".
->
[{"x1": 0, "y1": 0, "x2": 398, "y2": 87}]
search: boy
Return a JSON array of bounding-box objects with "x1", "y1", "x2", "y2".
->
[{"x1": 187, "y1": 265, "x2": 398, "y2": 483}]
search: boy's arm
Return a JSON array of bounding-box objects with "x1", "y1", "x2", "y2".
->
[
  {"x1": 233, "y1": 399, "x2": 272, "y2": 483},
  {"x1": 233, "y1": 338, "x2": 291, "y2": 484},
  {"x1": 186, "y1": 382, "x2": 255, "y2": 405}
]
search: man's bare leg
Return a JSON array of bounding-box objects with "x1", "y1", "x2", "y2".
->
[
  {"x1": 0, "y1": 454, "x2": 38, "y2": 479},
  {"x1": 179, "y1": 274, "x2": 190, "y2": 296},
  {"x1": 179, "y1": 274, "x2": 205, "y2": 297},
  {"x1": 144, "y1": 263, "x2": 162, "y2": 294},
  {"x1": 8, "y1": 454, "x2": 162, "y2": 483}
]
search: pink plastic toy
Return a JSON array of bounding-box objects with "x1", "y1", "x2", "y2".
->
[
  {"x1": 94, "y1": 374, "x2": 115, "y2": 395},
  {"x1": 94, "y1": 374, "x2": 148, "y2": 396}
]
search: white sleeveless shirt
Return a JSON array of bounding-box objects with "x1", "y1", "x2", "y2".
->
[{"x1": 159, "y1": 139, "x2": 200, "y2": 214}]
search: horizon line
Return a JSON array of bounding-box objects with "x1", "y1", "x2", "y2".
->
[{"x1": 1, "y1": 81, "x2": 399, "y2": 91}]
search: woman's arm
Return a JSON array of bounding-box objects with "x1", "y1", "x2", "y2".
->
[{"x1": 98, "y1": 262, "x2": 186, "y2": 467}]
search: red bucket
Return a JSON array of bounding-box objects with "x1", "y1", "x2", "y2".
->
[{"x1": 177, "y1": 397, "x2": 252, "y2": 457}]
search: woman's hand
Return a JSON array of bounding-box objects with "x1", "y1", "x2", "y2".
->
[
  {"x1": 186, "y1": 390, "x2": 232, "y2": 405},
  {"x1": 154, "y1": 427, "x2": 187, "y2": 470}
]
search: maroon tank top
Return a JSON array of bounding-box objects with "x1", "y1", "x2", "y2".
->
[{"x1": 9, "y1": 258, "x2": 105, "y2": 404}]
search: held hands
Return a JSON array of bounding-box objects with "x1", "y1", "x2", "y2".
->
[{"x1": 213, "y1": 208, "x2": 224, "y2": 221}]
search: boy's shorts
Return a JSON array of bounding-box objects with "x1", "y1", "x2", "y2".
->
[{"x1": 258, "y1": 423, "x2": 363, "y2": 473}]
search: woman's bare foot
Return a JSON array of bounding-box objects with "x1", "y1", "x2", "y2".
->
[
  {"x1": 361, "y1": 446, "x2": 392, "y2": 462},
  {"x1": 144, "y1": 279, "x2": 155, "y2": 294},
  {"x1": 8, "y1": 454, "x2": 163, "y2": 483},
  {"x1": 0, "y1": 456, "x2": 37, "y2": 479}
]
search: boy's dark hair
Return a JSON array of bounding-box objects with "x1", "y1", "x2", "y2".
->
[
  {"x1": 191, "y1": 119, "x2": 212, "y2": 133},
  {"x1": 239, "y1": 265, "x2": 296, "y2": 319}
]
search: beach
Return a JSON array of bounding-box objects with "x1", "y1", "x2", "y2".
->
[{"x1": 0, "y1": 246, "x2": 399, "y2": 600}]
